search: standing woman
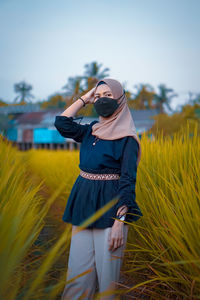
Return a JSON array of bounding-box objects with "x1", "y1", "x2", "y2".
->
[{"x1": 54, "y1": 78, "x2": 143, "y2": 299}]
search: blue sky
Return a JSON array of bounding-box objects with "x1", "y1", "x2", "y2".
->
[{"x1": 0, "y1": 0, "x2": 199, "y2": 111}]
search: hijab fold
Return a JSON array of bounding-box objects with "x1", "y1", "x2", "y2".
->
[{"x1": 91, "y1": 78, "x2": 142, "y2": 166}]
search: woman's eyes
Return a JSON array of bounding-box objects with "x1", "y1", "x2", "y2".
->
[{"x1": 95, "y1": 93, "x2": 111, "y2": 99}]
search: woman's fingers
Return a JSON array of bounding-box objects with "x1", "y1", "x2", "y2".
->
[
  {"x1": 81, "y1": 87, "x2": 96, "y2": 104},
  {"x1": 89, "y1": 87, "x2": 95, "y2": 96},
  {"x1": 89, "y1": 88, "x2": 96, "y2": 103},
  {"x1": 108, "y1": 235, "x2": 124, "y2": 251},
  {"x1": 117, "y1": 205, "x2": 128, "y2": 217},
  {"x1": 108, "y1": 238, "x2": 113, "y2": 251},
  {"x1": 114, "y1": 239, "x2": 118, "y2": 250},
  {"x1": 118, "y1": 205, "x2": 127, "y2": 213}
]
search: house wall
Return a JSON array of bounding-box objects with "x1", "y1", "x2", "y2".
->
[
  {"x1": 33, "y1": 128, "x2": 65, "y2": 143},
  {"x1": 6, "y1": 128, "x2": 18, "y2": 141}
]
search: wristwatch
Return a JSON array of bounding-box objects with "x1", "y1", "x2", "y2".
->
[{"x1": 116, "y1": 214, "x2": 126, "y2": 221}]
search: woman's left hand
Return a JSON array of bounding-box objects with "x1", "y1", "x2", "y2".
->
[
  {"x1": 108, "y1": 205, "x2": 128, "y2": 252},
  {"x1": 108, "y1": 222, "x2": 124, "y2": 252}
]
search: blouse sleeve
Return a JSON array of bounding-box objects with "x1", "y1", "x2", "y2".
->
[
  {"x1": 115, "y1": 136, "x2": 143, "y2": 222},
  {"x1": 54, "y1": 116, "x2": 90, "y2": 143}
]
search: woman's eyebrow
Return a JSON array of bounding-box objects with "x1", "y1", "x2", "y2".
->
[{"x1": 94, "y1": 91, "x2": 111, "y2": 96}]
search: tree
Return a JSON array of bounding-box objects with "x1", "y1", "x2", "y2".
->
[
  {"x1": 40, "y1": 94, "x2": 66, "y2": 110},
  {"x1": 120, "y1": 81, "x2": 132, "y2": 101},
  {"x1": 149, "y1": 103, "x2": 200, "y2": 137},
  {"x1": 82, "y1": 61, "x2": 110, "y2": 90},
  {"x1": 131, "y1": 84, "x2": 156, "y2": 110},
  {"x1": 154, "y1": 84, "x2": 178, "y2": 113},
  {"x1": 13, "y1": 81, "x2": 35, "y2": 104},
  {"x1": 0, "y1": 99, "x2": 8, "y2": 107},
  {"x1": 83, "y1": 61, "x2": 110, "y2": 80},
  {"x1": 62, "y1": 76, "x2": 84, "y2": 99}
]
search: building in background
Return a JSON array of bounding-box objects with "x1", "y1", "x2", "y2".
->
[{"x1": 0, "y1": 104, "x2": 160, "y2": 150}]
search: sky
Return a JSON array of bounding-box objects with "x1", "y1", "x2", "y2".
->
[{"x1": 0, "y1": 0, "x2": 200, "y2": 111}]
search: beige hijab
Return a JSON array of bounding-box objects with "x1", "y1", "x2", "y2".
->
[{"x1": 91, "y1": 78, "x2": 142, "y2": 166}]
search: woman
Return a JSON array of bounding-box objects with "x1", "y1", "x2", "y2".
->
[{"x1": 54, "y1": 78, "x2": 143, "y2": 299}]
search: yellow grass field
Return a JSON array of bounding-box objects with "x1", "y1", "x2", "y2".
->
[{"x1": 0, "y1": 120, "x2": 199, "y2": 299}]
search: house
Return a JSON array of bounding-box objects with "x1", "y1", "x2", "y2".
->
[{"x1": 3, "y1": 106, "x2": 160, "y2": 150}]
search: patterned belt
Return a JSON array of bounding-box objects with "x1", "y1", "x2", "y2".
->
[{"x1": 80, "y1": 170, "x2": 120, "y2": 180}]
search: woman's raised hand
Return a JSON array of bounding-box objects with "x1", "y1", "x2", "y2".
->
[{"x1": 81, "y1": 87, "x2": 96, "y2": 104}]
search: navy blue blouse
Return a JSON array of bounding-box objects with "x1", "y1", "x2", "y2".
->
[{"x1": 54, "y1": 115, "x2": 143, "y2": 228}]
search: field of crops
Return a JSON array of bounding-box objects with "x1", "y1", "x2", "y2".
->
[{"x1": 0, "y1": 120, "x2": 199, "y2": 299}]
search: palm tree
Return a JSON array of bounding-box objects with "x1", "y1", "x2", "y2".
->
[
  {"x1": 13, "y1": 81, "x2": 34, "y2": 104},
  {"x1": 83, "y1": 61, "x2": 110, "y2": 79},
  {"x1": 62, "y1": 76, "x2": 84, "y2": 100},
  {"x1": 154, "y1": 84, "x2": 178, "y2": 113},
  {"x1": 82, "y1": 61, "x2": 110, "y2": 90}
]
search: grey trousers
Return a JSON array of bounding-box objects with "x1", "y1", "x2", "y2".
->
[{"x1": 61, "y1": 224, "x2": 129, "y2": 300}]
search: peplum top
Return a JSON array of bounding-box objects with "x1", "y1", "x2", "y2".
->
[{"x1": 54, "y1": 115, "x2": 143, "y2": 228}]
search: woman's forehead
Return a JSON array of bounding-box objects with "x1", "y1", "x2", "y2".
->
[{"x1": 95, "y1": 84, "x2": 113, "y2": 94}]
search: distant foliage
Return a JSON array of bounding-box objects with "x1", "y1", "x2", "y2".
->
[
  {"x1": 0, "y1": 100, "x2": 8, "y2": 107},
  {"x1": 149, "y1": 103, "x2": 200, "y2": 136},
  {"x1": 40, "y1": 94, "x2": 66, "y2": 109}
]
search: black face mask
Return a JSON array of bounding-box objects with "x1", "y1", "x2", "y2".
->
[{"x1": 94, "y1": 90, "x2": 125, "y2": 117}]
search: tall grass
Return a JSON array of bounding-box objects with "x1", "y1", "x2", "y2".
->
[
  {"x1": 0, "y1": 136, "x2": 119, "y2": 299},
  {"x1": 1, "y1": 119, "x2": 199, "y2": 299},
  {"x1": 122, "y1": 120, "x2": 200, "y2": 299},
  {"x1": 0, "y1": 136, "x2": 72, "y2": 299},
  {"x1": 21, "y1": 120, "x2": 200, "y2": 298}
]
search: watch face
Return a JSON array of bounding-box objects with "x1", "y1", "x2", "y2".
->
[{"x1": 120, "y1": 215, "x2": 125, "y2": 221}]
